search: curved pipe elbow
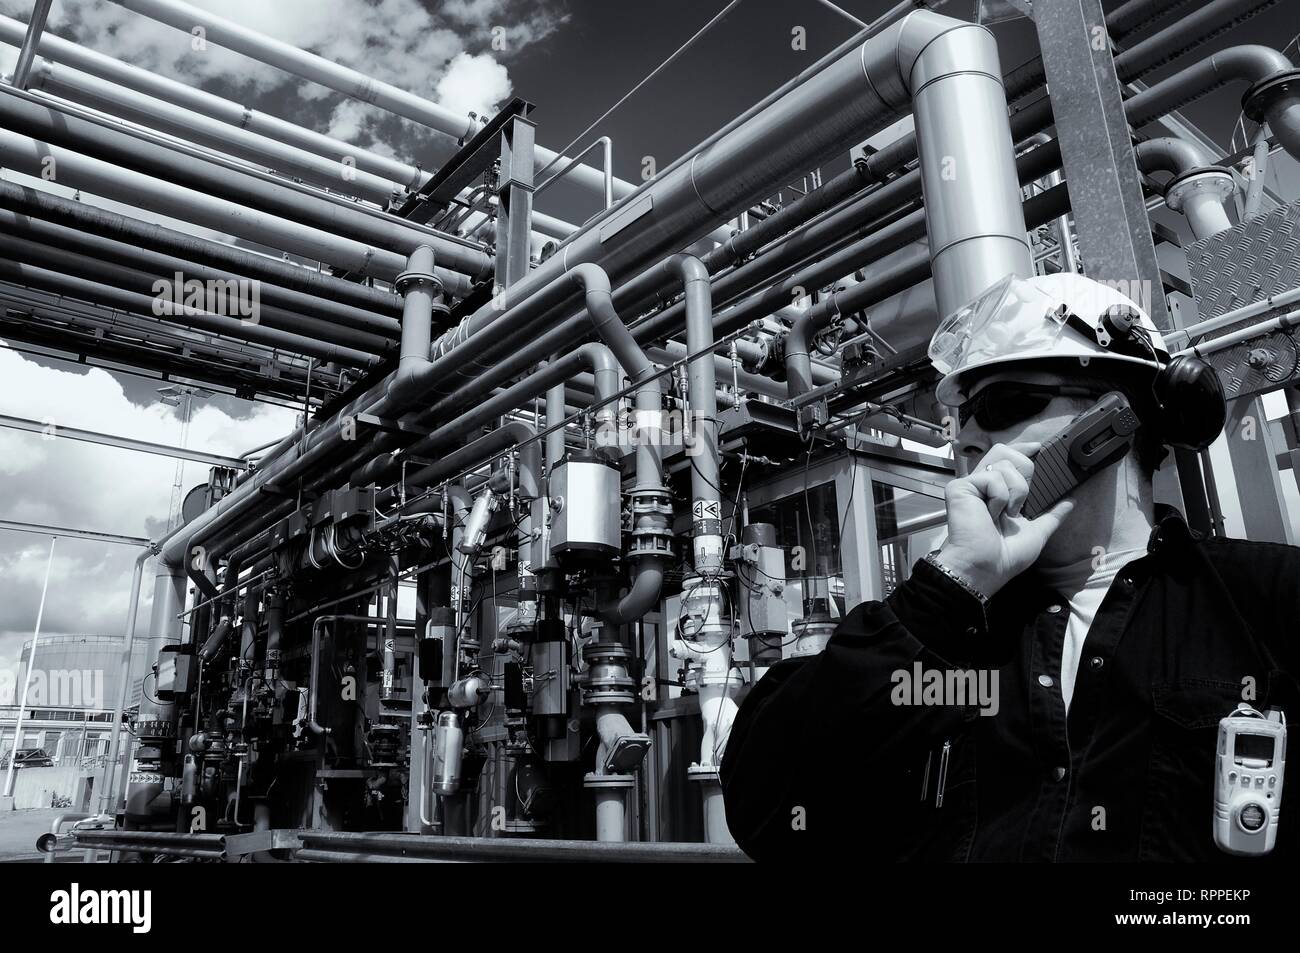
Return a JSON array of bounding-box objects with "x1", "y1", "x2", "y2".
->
[
  {"x1": 1135, "y1": 137, "x2": 1218, "y2": 176},
  {"x1": 599, "y1": 556, "x2": 667, "y2": 625}
]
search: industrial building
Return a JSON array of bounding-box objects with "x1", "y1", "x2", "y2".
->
[{"x1": 0, "y1": 0, "x2": 1298, "y2": 864}]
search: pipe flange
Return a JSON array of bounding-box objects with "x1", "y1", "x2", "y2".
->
[
  {"x1": 1164, "y1": 167, "x2": 1235, "y2": 213},
  {"x1": 583, "y1": 773, "x2": 636, "y2": 789},
  {"x1": 394, "y1": 266, "x2": 442, "y2": 295},
  {"x1": 1242, "y1": 68, "x2": 1300, "y2": 123},
  {"x1": 682, "y1": 667, "x2": 745, "y2": 691},
  {"x1": 136, "y1": 720, "x2": 176, "y2": 742},
  {"x1": 580, "y1": 680, "x2": 637, "y2": 706},
  {"x1": 582, "y1": 642, "x2": 634, "y2": 665},
  {"x1": 687, "y1": 764, "x2": 721, "y2": 784},
  {"x1": 626, "y1": 531, "x2": 676, "y2": 559}
]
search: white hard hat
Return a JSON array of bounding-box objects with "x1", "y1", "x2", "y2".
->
[{"x1": 929, "y1": 272, "x2": 1170, "y2": 406}]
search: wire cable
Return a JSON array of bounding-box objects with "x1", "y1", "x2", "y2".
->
[{"x1": 535, "y1": 0, "x2": 744, "y2": 182}]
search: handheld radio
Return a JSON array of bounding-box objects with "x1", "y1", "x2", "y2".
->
[{"x1": 1021, "y1": 392, "x2": 1141, "y2": 519}]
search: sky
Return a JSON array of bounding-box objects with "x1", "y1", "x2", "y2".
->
[{"x1": 2, "y1": 0, "x2": 1300, "y2": 690}]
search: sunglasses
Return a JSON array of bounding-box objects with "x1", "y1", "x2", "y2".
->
[{"x1": 957, "y1": 382, "x2": 1106, "y2": 431}]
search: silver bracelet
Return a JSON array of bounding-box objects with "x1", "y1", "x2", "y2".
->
[{"x1": 922, "y1": 550, "x2": 990, "y2": 606}]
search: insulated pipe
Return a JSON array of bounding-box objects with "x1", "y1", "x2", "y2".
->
[
  {"x1": 0, "y1": 90, "x2": 492, "y2": 280},
  {"x1": 0, "y1": 233, "x2": 394, "y2": 355},
  {"x1": 904, "y1": 17, "x2": 1033, "y2": 317},
  {"x1": 0, "y1": 208, "x2": 399, "y2": 337},
  {"x1": 0, "y1": 257, "x2": 379, "y2": 367},
  {"x1": 0, "y1": 179, "x2": 403, "y2": 316},
  {"x1": 1134, "y1": 138, "x2": 1237, "y2": 239}
]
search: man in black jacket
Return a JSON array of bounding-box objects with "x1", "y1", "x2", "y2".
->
[{"x1": 721, "y1": 273, "x2": 1298, "y2": 861}]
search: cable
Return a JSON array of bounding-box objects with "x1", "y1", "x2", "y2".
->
[{"x1": 535, "y1": 0, "x2": 744, "y2": 182}]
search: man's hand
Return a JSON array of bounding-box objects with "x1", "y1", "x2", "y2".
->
[{"x1": 934, "y1": 442, "x2": 1074, "y2": 599}]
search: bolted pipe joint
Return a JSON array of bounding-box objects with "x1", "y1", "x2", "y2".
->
[
  {"x1": 1134, "y1": 138, "x2": 1237, "y2": 240},
  {"x1": 388, "y1": 245, "x2": 446, "y2": 405},
  {"x1": 1243, "y1": 67, "x2": 1300, "y2": 160}
]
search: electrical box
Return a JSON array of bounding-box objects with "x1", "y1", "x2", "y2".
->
[{"x1": 549, "y1": 451, "x2": 622, "y2": 559}]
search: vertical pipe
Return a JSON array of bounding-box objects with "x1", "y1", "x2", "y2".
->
[
  {"x1": 7, "y1": 0, "x2": 52, "y2": 89},
  {"x1": 2, "y1": 536, "x2": 56, "y2": 800},
  {"x1": 99, "y1": 544, "x2": 150, "y2": 814}
]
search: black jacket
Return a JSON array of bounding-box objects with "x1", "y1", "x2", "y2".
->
[{"x1": 720, "y1": 509, "x2": 1300, "y2": 861}]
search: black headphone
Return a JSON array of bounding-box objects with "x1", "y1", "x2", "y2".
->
[{"x1": 1097, "y1": 305, "x2": 1226, "y2": 451}]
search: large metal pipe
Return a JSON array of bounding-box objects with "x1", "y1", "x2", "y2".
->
[
  {"x1": 0, "y1": 13, "x2": 425, "y2": 187},
  {"x1": 27, "y1": 58, "x2": 404, "y2": 205},
  {"x1": 0, "y1": 129, "x2": 433, "y2": 286},
  {"x1": 668, "y1": 255, "x2": 723, "y2": 573},
  {"x1": 0, "y1": 178, "x2": 402, "y2": 315},
  {"x1": 0, "y1": 208, "x2": 399, "y2": 337},
  {"x1": 143, "y1": 10, "x2": 994, "y2": 585},
  {"x1": 1134, "y1": 138, "x2": 1237, "y2": 239},
  {"x1": 98, "y1": 544, "x2": 151, "y2": 815},
  {"x1": 0, "y1": 255, "x2": 379, "y2": 367},
  {"x1": 106, "y1": 0, "x2": 638, "y2": 208},
  {"x1": 0, "y1": 89, "x2": 492, "y2": 280},
  {"x1": 0, "y1": 235, "x2": 391, "y2": 358}
]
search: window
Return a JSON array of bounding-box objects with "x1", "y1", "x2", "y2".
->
[{"x1": 873, "y1": 481, "x2": 947, "y2": 597}]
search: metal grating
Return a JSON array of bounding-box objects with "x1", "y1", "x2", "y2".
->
[{"x1": 1186, "y1": 200, "x2": 1300, "y2": 399}]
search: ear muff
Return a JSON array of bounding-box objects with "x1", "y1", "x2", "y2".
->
[{"x1": 1151, "y1": 354, "x2": 1226, "y2": 450}]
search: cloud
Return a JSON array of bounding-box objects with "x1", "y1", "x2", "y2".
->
[
  {"x1": 435, "y1": 51, "x2": 512, "y2": 120},
  {"x1": 0, "y1": 345, "x2": 296, "y2": 681},
  {"x1": 0, "y1": 0, "x2": 568, "y2": 164}
]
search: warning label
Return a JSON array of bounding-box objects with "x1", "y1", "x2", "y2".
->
[{"x1": 692, "y1": 499, "x2": 721, "y2": 520}]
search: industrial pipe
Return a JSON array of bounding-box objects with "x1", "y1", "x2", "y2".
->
[
  {"x1": 1134, "y1": 138, "x2": 1237, "y2": 239},
  {"x1": 0, "y1": 179, "x2": 403, "y2": 315},
  {"x1": 0, "y1": 89, "x2": 492, "y2": 280}
]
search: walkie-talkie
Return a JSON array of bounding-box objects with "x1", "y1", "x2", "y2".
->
[{"x1": 1021, "y1": 391, "x2": 1141, "y2": 519}]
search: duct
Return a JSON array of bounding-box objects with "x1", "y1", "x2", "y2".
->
[
  {"x1": 0, "y1": 233, "x2": 395, "y2": 356},
  {"x1": 0, "y1": 90, "x2": 492, "y2": 280},
  {"x1": 388, "y1": 246, "x2": 443, "y2": 405},
  {"x1": 27, "y1": 58, "x2": 405, "y2": 205},
  {"x1": 0, "y1": 258, "x2": 380, "y2": 367},
  {"x1": 0, "y1": 179, "x2": 402, "y2": 316},
  {"x1": 0, "y1": 208, "x2": 399, "y2": 337},
  {"x1": 1134, "y1": 138, "x2": 1237, "y2": 239}
]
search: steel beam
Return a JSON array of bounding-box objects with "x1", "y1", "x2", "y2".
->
[
  {"x1": 494, "y1": 114, "x2": 536, "y2": 291},
  {"x1": 1035, "y1": 0, "x2": 1171, "y2": 327},
  {"x1": 0, "y1": 518, "x2": 149, "y2": 546}
]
